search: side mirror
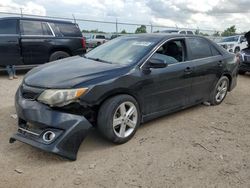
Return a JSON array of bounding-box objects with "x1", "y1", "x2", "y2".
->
[{"x1": 148, "y1": 58, "x2": 167, "y2": 69}]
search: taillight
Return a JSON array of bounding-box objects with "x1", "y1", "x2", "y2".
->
[{"x1": 81, "y1": 38, "x2": 86, "y2": 49}]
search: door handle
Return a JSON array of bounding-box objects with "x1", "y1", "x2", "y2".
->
[
  {"x1": 218, "y1": 61, "x2": 223, "y2": 67},
  {"x1": 184, "y1": 67, "x2": 193, "y2": 74}
]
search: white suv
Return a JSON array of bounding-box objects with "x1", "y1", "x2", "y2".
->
[{"x1": 218, "y1": 35, "x2": 247, "y2": 53}]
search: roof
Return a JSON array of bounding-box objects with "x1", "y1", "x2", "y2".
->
[{"x1": 0, "y1": 16, "x2": 73, "y2": 24}]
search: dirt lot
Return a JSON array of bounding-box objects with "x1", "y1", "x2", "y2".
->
[{"x1": 0, "y1": 72, "x2": 250, "y2": 188}]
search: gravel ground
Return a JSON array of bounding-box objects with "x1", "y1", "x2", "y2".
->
[{"x1": 0, "y1": 72, "x2": 250, "y2": 188}]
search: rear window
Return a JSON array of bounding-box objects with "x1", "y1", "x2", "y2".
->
[
  {"x1": 0, "y1": 19, "x2": 17, "y2": 34},
  {"x1": 51, "y1": 22, "x2": 82, "y2": 37},
  {"x1": 20, "y1": 20, "x2": 53, "y2": 36},
  {"x1": 96, "y1": 35, "x2": 105, "y2": 39},
  {"x1": 188, "y1": 38, "x2": 212, "y2": 59}
]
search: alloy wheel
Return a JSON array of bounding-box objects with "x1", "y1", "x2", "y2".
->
[
  {"x1": 215, "y1": 80, "x2": 228, "y2": 103},
  {"x1": 113, "y1": 102, "x2": 138, "y2": 138}
]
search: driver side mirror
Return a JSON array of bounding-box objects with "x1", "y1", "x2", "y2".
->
[{"x1": 147, "y1": 58, "x2": 167, "y2": 69}]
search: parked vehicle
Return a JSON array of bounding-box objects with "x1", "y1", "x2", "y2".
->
[
  {"x1": 0, "y1": 17, "x2": 86, "y2": 70},
  {"x1": 238, "y1": 48, "x2": 250, "y2": 74},
  {"x1": 217, "y1": 35, "x2": 247, "y2": 53},
  {"x1": 10, "y1": 34, "x2": 238, "y2": 160},
  {"x1": 85, "y1": 34, "x2": 107, "y2": 48},
  {"x1": 159, "y1": 29, "x2": 194, "y2": 35}
]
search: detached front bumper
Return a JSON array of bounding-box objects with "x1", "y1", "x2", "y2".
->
[{"x1": 10, "y1": 88, "x2": 92, "y2": 161}]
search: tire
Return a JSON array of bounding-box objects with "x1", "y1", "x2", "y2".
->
[
  {"x1": 210, "y1": 76, "x2": 229, "y2": 105},
  {"x1": 234, "y1": 47, "x2": 240, "y2": 53},
  {"x1": 49, "y1": 51, "x2": 70, "y2": 62},
  {"x1": 97, "y1": 94, "x2": 141, "y2": 144},
  {"x1": 238, "y1": 70, "x2": 246, "y2": 75}
]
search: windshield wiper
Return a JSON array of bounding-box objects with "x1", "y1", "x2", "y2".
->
[{"x1": 83, "y1": 56, "x2": 112, "y2": 64}]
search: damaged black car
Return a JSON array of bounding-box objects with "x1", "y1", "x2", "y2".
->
[
  {"x1": 10, "y1": 34, "x2": 238, "y2": 160},
  {"x1": 238, "y1": 31, "x2": 250, "y2": 74}
]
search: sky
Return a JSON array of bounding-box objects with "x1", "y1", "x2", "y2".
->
[{"x1": 0, "y1": 0, "x2": 250, "y2": 33}]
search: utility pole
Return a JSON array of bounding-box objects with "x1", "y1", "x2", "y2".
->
[
  {"x1": 20, "y1": 8, "x2": 23, "y2": 17},
  {"x1": 116, "y1": 18, "x2": 118, "y2": 34}
]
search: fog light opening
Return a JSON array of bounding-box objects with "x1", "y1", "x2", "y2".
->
[{"x1": 43, "y1": 131, "x2": 56, "y2": 142}]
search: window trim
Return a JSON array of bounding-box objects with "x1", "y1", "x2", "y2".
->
[
  {"x1": 20, "y1": 20, "x2": 55, "y2": 37},
  {"x1": 140, "y1": 37, "x2": 223, "y2": 69},
  {"x1": 140, "y1": 37, "x2": 186, "y2": 69}
]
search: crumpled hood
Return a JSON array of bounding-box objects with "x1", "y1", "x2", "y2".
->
[{"x1": 24, "y1": 56, "x2": 128, "y2": 88}]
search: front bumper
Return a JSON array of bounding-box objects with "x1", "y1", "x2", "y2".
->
[{"x1": 10, "y1": 88, "x2": 92, "y2": 161}]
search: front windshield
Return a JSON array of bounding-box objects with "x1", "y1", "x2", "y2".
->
[
  {"x1": 84, "y1": 36, "x2": 160, "y2": 65},
  {"x1": 220, "y1": 36, "x2": 239, "y2": 42}
]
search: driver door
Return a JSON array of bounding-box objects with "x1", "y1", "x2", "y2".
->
[{"x1": 140, "y1": 38, "x2": 194, "y2": 115}]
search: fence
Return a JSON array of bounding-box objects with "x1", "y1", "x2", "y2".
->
[{"x1": 0, "y1": 11, "x2": 222, "y2": 37}]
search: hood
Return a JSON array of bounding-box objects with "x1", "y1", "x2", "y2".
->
[{"x1": 24, "y1": 56, "x2": 129, "y2": 88}]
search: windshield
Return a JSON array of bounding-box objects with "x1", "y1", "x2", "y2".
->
[
  {"x1": 220, "y1": 36, "x2": 239, "y2": 42},
  {"x1": 84, "y1": 36, "x2": 160, "y2": 65}
]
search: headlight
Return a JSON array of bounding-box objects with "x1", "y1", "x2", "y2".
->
[
  {"x1": 228, "y1": 44, "x2": 234, "y2": 49},
  {"x1": 37, "y1": 88, "x2": 88, "y2": 107}
]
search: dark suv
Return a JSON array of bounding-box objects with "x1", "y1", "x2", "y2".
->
[{"x1": 0, "y1": 17, "x2": 86, "y2": 70}]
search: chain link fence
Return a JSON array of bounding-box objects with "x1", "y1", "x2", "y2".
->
[{"x1": 0, "y1": 11, "x2": 223, "y2": 41}]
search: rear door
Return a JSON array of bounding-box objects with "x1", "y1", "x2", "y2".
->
[
  {"x1": 20, "y1": 20, "x2": 54, "y2": 65},
  {"x1": 0, "y1": 19, "x2": 22, "y2": 66},
  {"x1": 186, "y1": 37, "x2": 224, "y2": 103}
]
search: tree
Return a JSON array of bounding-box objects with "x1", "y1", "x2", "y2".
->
[
  {"x1": 221, "y1": 25, "x2": 236, "y2": 37},
  {"x1": 195, "y1": 29, "x2": 200, "y2": 35},
  {"x1": 121, "y1": 29, "x2": 127, "y2": 34},
  {"x1": 212, "y1": 31, "x2": 220, "y2": 37},
  {"x1": 199, "y1": 32, "x2": 209, "y2": 36},
  {"x1": 135, "y1": 25, "x2": 147, "y2": 33}
]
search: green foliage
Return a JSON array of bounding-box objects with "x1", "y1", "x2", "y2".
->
[
  {"x1": 120, "y1": 29, "x2": 127, "y2": 34},
  {"x1": 221, "y1": 25, "x2": 236, "y2": 37},
  {"x1": 135, "y1": 25, "x2": 147, "y2": 33},
  {"x1": 195, "y1": 29, "x2": 200, "y2": 35},
  {"x1": 82, "y1": 29, "x2": 105, "y2": 33},
  {"x1": 212, "y1": 31, "x2": 220, "y2": 37},
  {"x1": 199, "y1": 32, "x2": 209, "y2": 36}
]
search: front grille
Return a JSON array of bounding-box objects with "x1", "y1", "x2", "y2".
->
[{"x1": 21, "y1": 84, "x2": 44, "y2": 100}]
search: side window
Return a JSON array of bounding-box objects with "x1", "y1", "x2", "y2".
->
[
  {"x1": 240, "y1": 36, "x2": 246, "y2": 43},
  {"x1": 42, "y1": 22, "x2": 53, "y2": 36},
  {"x1": 21, "y1": 20, "x2": 43, "y2": 35},
  {"x1": 151, "y1": 39, "x2": 185, "y2": 64},
  {"x1": 96, "y1": 35, "x2": 105, "y2": 39},
  {"x1": 53, "y1": 23, "x2": 82, "y2": 37},
  {"x1": 179, "y1": 31, "x2": 186, "y2": 34},
  {"x1": 188, "y1": 38, "x2": 212, "y2": 59},
  {"x1": 0, "y1": 19, "x2": 17, "y2": 34},
  {"x1": 210, "y1": 45, "x2": 221, "y2": 56},
  {"x1": 187, "y1": 31, "x2": 193, "y2": 35}
]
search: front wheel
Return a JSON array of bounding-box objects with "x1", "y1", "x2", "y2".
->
[
  {"x1": 97, "y1": 95, "x2": 141, "y2": 144},
  {"x1": 210, "y1": 76, "x2": 229, "y2": 105}
]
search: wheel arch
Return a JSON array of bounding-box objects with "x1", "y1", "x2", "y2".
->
[
  {"x1": 49, "y1": 47, "x2": 72, "y2": 57},
  {"x1": 95, "y1": 89, "x2": 143, "y2": 115},
  {"x1": 222, "y1": 73, "x2": 232, "y2": 91}
]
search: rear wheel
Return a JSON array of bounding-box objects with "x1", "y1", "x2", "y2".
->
[
  {"x1": 210, "y1": 76, "x2": 229, "y2": 105},
  {"x1": 97, "y1": 95, "x2": 140, "y2": 144},
  {"x1": 49, "y1": 51, "x2": 70, "y2": 61}
]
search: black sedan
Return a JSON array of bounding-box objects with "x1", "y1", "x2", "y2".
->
[{"x1": 10, "y1": 34, "x2": 238, "y2": 160}]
